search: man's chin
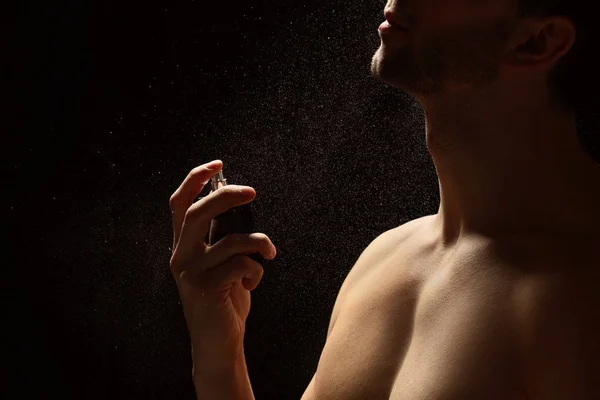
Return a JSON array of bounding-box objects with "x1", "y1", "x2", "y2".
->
[{"x1": 370, "y1": 66, "x2": 412, "y2": 93}]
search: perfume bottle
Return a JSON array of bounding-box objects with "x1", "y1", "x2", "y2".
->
[{"x1": 207, "y1": 169, "x2": 264, "y2": 264}]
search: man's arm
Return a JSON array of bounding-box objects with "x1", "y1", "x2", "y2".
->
[
  {"x1": 193, "y1": 352, "x2": 255, "y2": 400},
  {"x1": 301, "y1": 227, "x2": 407, "y2": 400}
]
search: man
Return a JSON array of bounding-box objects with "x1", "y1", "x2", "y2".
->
[
  {"x1": 302, "y1": 0, "x2": 600, "y2": 398},
  {"x1": 171, "y1": 0, "x2": 600, "y2": 398}
]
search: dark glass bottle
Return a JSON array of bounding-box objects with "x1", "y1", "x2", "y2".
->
[{"x1": 207, "y1": 169, "x2": 264, "y2": 264}]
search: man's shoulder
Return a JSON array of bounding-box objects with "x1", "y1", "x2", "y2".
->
[
  {"x1": 345, "y1": 216, "x2": 432, "y2": 290},
  {"x1": 327, "y1": 216, "x2": 431, "y2": 336},
  {"x1": 379, "y1": 215, "x2": 434, "y2": 250},
  {"x1": 361, "y1": 215, "x2": 431, "y2": 262}
]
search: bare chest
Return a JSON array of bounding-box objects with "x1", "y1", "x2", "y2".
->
[
  {"x1": 314, "y1": 242, "x2": 528, "y2": 400},
  {"x1": 313, "y1": 233, "x2": 600, "y2": 400}
]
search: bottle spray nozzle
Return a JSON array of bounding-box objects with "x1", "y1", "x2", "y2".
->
[{"x1": 211, "y1": 170, "x2": 228, "y2": 192}]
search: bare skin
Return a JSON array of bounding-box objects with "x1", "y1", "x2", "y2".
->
[
  {"x1": 302, "y1": 216, "x2": 600, "y2": 399},
  {"x1": 302, "y1": 0, "x2": 600, "y2": 398},
  {"x1": 371, "y1": 0, "x2": 600, "y2": 243}
]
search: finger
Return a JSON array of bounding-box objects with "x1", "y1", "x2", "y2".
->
[
  {"x1": 170, "y1": 160, "x2": 223, "y2": 252},
  {"x1": 176, "y1": 185, "x2": 256, "y2": 259},
  {"x1": 220, "y1": 254, "x2": 264, "y2": 292},
  {"x1": 201, "y1": 233, "x2": 276, "y2": 274},
  {"x1": 193, "y1": 254, "x2": 264, "y2": 293}
]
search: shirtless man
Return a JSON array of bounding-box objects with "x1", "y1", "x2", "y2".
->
[{"x1": 169, "y1": 0, "x2": 600, "y2": 399}]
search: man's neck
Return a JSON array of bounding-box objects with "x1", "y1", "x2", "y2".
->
[{"x1": 419, "y1": 87, "x2": 600, "y2": 247}]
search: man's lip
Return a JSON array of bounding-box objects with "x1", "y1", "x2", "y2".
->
[
  {"x1": 380, "y1": 20, "x2": 409, "y2": 31},
  {"x1": 384, "y1": 10, "x2": 409, "y2": 30}
]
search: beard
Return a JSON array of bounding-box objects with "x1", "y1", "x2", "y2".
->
[{"x1": 370, "y1": 19, "x2": 516, "y2": 96}]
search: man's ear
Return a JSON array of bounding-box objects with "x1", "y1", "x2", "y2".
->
[{"x1": 505, "y1": 16, "x2": 576, "y2": 69}]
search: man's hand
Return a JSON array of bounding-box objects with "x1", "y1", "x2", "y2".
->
[{"x1": 169, "y1": 160, "x2": 277, "y2": 370}]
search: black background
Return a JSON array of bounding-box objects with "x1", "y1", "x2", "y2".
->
[{"x1": 6, "y1": 0, "x2": 599, "y2": 399}]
